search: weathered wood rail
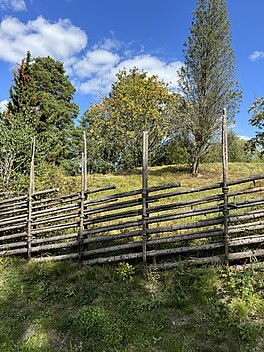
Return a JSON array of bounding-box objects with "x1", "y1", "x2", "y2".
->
[
  {"x1": 0, "y1": 121, "x2": 264, "y2": 268},
  {"x1": 0, "y1": 173, "x2": 263, "y2": 268}
]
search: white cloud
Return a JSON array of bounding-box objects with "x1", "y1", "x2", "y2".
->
[
  {"x1": 76, "y1": 51, "x2": 182, "y2": 95},
  {"x1": 62, "y1": 34, "x2": 183, "y2": 95},
  {"x1": 249, "y1": 51, "x2": 264, "y2": 62},
  {"x1": 0, "y1": 99, "x2": 8, "y2": 113},
  {"x1": 0, "y1": 15, "x2": 182, "y2": 97},
  {"x1": 10, "y1": 0, "x2": 26, "y2": 11},
  {"x1": 73, "y1": 49, "x2": 120, "y2": 78},
  {"x1": 0, "y1": 16, "x2": 87, "y2": 63},
  {"x1": 239, "y1": 135, "x2": 251, "y2": 141},
  {"x1": 93, "y1": 37, "x2": 121, "y2": 51},
  {"x1": 79, "y1": 77, "x2": 108, "y2": 95},
  {"x1": 116, "y1": 55, "x2": 182, "y2": 87},
  {"x1": 0, "y1": 0, "x2": 26, "y2": 11}
]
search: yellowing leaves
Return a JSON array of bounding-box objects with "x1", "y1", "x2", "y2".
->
[{"x1": 81, "y1": 67, "x2": 182, "y2": 170}]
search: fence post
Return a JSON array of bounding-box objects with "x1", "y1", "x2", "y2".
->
[
  {"x1": 83, "y1": 131, "x2": 88, "y2": 193},
  {"x1": 142, "y1": 131, "x2": 149, "y2": 265},
  {"x1": 222, "y1": 108, "x2": 229, "y2": 264},
  {"x1": 79, "y1": 132, "x2": 87, "y2": 263},
  {"x1": 78, "y1": 152, "x2": 85, "y2": 262},
  {"x1": 27, "y1": 136, "x2": 35, "y2": 260}
]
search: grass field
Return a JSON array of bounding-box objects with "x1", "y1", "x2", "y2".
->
[
  {"x1": 37, "y1": 162, "x2": 264, "y2": 196},
  {"x1": 84, "y1": 163, "x2": 264, "y2": 192},
  {"x1": 1, "y1": 162, "x2": 264, "y2": 352},
  {"x1": 1, "y1": 258, "x2": 264, "y2": 352}
]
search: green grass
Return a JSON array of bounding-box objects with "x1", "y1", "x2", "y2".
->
[
  {"x1": 43, "y1": 162, "x2": 264, "y2": 196},
  {"x1": 82, "y1": 162, "x2": 264, "y2": 247},
  {"x1": 0, "y1": 258, "x2": 264, "y2": 351},
  {"x1": 1, "y1": 162, "x2": 264, "y2": 351},
  {"x1": 86, "y1": 162, "x2": 264, "y2": 192}
]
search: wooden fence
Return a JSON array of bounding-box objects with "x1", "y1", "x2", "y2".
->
[
  {"x1": 0, "y1": 172, "x2": 264, "y2": 268},
  {"x1": 0, "y1": 119, "x2": 264, "y2": 268}
]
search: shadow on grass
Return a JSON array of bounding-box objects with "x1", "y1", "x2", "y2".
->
[{"x1": 0, "y1": 258, "x2": 263, "y2": 352}]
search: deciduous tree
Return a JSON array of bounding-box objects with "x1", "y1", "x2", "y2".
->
[
  {"x1": 81, "y1": 68, "x2": 181, "y2": 171},
  {"x1": 248, "y1": 96, "x2": 264, "y2": 155},
  {"x1": 0, "y1": 114, "x2": 33, "y2": 191}
]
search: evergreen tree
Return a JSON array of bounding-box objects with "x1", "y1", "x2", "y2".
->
[
  {"x1": 178, "y1": 0, "x2": 241, "y2": 175},
  {"x1": 8, "y1": 51, "x2": 32, "y2": 118},
  {"x1": 7, "y1": 52, "x2": 79, "y2": 167}
]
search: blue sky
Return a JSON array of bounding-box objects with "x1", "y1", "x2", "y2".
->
[{"x1": 0, "y1": 0, "x2": 263, "y2": 138}]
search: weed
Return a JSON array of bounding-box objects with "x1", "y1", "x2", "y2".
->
[
  {"x1": 74, "y1": 306, "x2": 123, "y2": 347},
  {"x1": 65, "y1": 285, "x2": 77, "y2": 298},
  {"x1": 239, "y1": 322, "x2": 262, "y2": 343},
  {"x1": 58, "y1": 315, "x2": 75, "y2": 332},
  {"x1": 224, "y1": 266, "x2": 256, "y2": 299},
  {"x1": 115, "y1": 262, "x2": 135, "y2": 281},
  {"x1": 69, "y1": 340, "x2": 83, "y2": 352},
  {"x1": 146, "y1": 268, "x2": 160, "y2": 284}
]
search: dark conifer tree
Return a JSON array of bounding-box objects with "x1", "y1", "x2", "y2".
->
[{"x1": 7, "y1": 52, "x2": 79, "y2": 167}]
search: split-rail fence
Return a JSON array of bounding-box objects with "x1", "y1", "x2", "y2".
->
[{"x1": 0, "y1": 115, "x2": 264, "y2": 269}]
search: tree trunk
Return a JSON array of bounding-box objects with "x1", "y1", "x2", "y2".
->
[{"x1": 192, "y1": 156, "x2": 200, "y2": 176}]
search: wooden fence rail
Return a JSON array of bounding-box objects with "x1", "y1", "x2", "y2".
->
[
  {"x1": 0, "y1": 124, "x2": 264, "y2": 268},
  {"x1": 0, "y1": 172, "x2": 263, "y2": 267}
]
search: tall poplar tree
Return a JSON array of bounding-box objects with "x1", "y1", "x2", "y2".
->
[{"x1": 178, "y1": 0, "x2": 241, "y2": 175}]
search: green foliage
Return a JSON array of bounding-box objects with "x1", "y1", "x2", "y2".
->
[
  {"x1": 6, "y1": 52, "x2": 80, "y2": 176},
  {"x1": 0, "y1": 114, "x2": 33, "y2": 191},
  {"x1": 220, "y1": 264, "x2": 264, "y2": 344},
  {"x1": 8, "y1": 52, "x2": 79, "y2": 135},
  {"x1": 81, "y1": 67, "x2": 181, "y2": 172},
  {"x1": 0, "y1": 52, "x2": 82, "y2": 192},
  {"x1": 154, "y1": 135, "x2": 189, "y2": 165},
  {"x1": 115, "y1": 262, "x2": 135, "y2": 281},
  {"x1": 178, "y1": 0, "x2": 242, "y2": 174},
  {"x1": 74, "y1": 305, "x2": 123, "y2": 346},
  {"x1": 248, "y1": 96, "x2": 264, "y2": 155},
  {"x1": 225, "y1": 266, "x2": 256, "y2": 299},
  {"x1": 205, "y1": 130, "x2": 261, "y2": 163},
  {"x1": 156, "y1": 130, "x2": 260, "y2": 166},
  {"x1": 227, "y1": 131, "x2": 259, "y2": 162}
]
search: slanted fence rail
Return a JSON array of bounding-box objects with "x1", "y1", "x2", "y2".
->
[
  {"x1": 0, "y1": 116, "x2": 264, "y2": 268},
  {"x1": 0, "y1": 173, "x2": 264, "y2": 268}
]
